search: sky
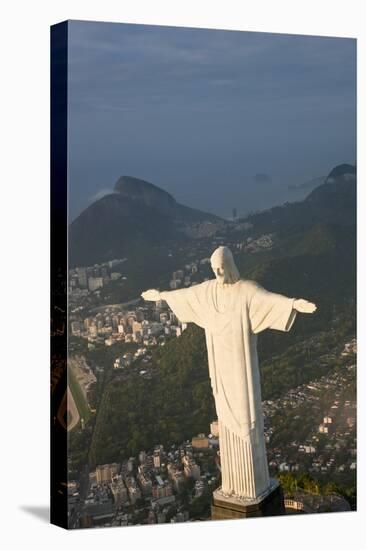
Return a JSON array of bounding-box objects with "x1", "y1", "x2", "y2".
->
[{"x1": 67, "y1": 20, "x2": 356, "y2": 221}]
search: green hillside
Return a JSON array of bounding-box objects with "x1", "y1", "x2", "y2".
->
[{"x1": 89, "y1": 325, "x2": 215, "y2": 465}]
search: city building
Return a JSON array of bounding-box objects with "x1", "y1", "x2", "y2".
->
[
  {"x1": 110, "y1": 475, "x2": 128, "y2": 506},
  {"x1": 95, "y1": 463, "x2": 120, "y2": 483},
  {"x1": 192, "y1": 433, "x2": 209, "y2": 449},
  {"x1": 88, "y1": 277, "x2": 104, "y2": 292}
]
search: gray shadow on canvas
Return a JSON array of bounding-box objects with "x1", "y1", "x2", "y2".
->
[{"x1": 20, "y1": 505, "x2": 49, "y2": 523}]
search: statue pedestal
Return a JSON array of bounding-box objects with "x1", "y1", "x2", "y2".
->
[{"x1": 211, "y1": 479, "x2": 286, "y2": 520}]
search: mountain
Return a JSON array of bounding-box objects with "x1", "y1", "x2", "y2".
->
[
  {"x1": 69, "y1": 176, "x2": 224, "y2": 267},
  {"x1": 325, "y1": 163, "x2": 356, "y2": 182},
  {"x1": 287, "y1": 164, "x2": 355, "y2": 192},
  {"x1": 244, "y1": 164, "x2": 356, "y2": 236}
]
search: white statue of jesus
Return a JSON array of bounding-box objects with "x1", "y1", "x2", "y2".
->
[{"x1": 142, "y1": 246, "x2": 316, "y2": 501}]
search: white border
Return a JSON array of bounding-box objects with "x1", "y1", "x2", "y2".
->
[{"x1": 0, "y1": 1, "x2": 364, "y2": 549}]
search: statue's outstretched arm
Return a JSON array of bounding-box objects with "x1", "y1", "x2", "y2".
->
[
  {"x1": 141, "y1": 289, "x2": 164, "y2": 301},
  {"x1": 248, "y1": 283, "x2": 316, "y2": 333},
  {"x1": 141, "y1": 289, "x2": 172, "y2": 301},
  {"x1": 293, "y1": 299, "x2": 317, "y2": 314},
  {"x1": 141, "y1": 285, "x2": 206, "y2": 329}
]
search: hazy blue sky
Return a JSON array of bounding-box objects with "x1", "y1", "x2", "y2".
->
[{"x1": 68, "y1": 20, "x2": 356, "y2": 221}]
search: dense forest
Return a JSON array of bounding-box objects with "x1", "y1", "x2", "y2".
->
[{"x1": 88, "y1": 325, "x2": 216, "y2": 465}]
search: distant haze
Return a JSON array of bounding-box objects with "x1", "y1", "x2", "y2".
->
[{"x1": 68, "y1": 20, "x2": 356, "y2": 221}]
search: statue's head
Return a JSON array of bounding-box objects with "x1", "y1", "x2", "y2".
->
[{"x1": 210, "y1": 246, "x2": 240, "y2": 285}]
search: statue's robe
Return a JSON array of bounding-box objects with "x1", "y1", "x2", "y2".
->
[{"x1": 163, "y1": 279, "x2": 297, "y2": 499}]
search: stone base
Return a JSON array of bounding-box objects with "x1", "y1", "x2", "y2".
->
[{"x1": 211, "y1": 480, "x2": 286, "y2": 520}]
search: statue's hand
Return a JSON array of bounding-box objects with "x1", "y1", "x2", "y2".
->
[
  {"x1": 293, "y1": 299, "x2": 317, "y2": 314},
  {"x1": 141, "y1": 289, "x2": 161, "y2": 302}
]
